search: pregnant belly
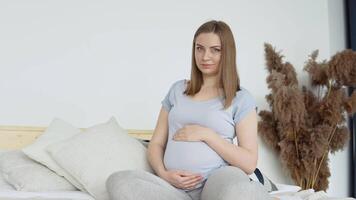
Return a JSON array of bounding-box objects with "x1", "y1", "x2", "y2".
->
[{"x1": 163, "y1": 140, "x2": 226, "y2": 176}]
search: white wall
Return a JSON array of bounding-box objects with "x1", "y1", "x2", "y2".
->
[
  {"x1": 0, "y1": 0, "x2": 349, "y2": 197},
  {"x1": 327, "y1": 0, "x2": 349, "y2": 197}
]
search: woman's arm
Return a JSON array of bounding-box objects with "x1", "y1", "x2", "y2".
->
[
  {"x1": 147, "y1": 107, "x2": 169, "y2": 177},
  {"x1": 203, "y1": 110, "x2": 258, "y2": 174}
]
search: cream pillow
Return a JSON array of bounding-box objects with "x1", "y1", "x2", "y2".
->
[
  {"x1": 22, "y1": 118, "x2": 84, "y2": 190},
  {"x1": 0, "y1": 150, "x2": 13, "y2": 191},
  {"x1": 0, "y1": 150, "x2": 76, "y2": 191},
  {"x1": 46, "y1": 117, "x2": 152, "y2": 200},
  {"x1": 0, "y1": 172, "x2": 13, "y2": 191}
]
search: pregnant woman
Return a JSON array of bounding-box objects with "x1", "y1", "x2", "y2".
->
[{"x1": 106, "y1": 20, "x2": 272, "y2": 200}]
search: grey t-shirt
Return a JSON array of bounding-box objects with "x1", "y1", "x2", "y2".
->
[{"x1": 161, "y1": 79, "x2": 256, "y2": 189}]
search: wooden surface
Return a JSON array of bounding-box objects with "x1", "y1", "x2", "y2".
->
[{"x1": 0, "y1": 125, "x2": 153, "y2": 150}]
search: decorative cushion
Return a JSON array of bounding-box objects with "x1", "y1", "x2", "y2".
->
[
  {"x1": 0, "y1": 150, "x2": 76, "y2": 191},
  {"x1": 22, "y1": 118, "x2": 84, "y2": 190},
  {"x1": 46, "y1": 117, "x2": 152, "y2": 200},
  {"x1": 0, "y1": 150, "x2": 13, "y2": 191},
  {"x1": 0, "y1": 172, "x2": 13, "y2": 191}
]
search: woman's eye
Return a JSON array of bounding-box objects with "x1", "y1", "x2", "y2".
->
[
  {"x1": 196, "y1": 47, "x2": 202, "y2": 51},
  {"x1": 212, "y1": 48, "x2": 221, "y2": 53}
]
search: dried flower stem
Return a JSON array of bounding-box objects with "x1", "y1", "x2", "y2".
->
[
  {"x1": 309, "y1": 158, "x2": 318, "y2": 188},
  {"x1": 326, "y1": 81, "x2": 332, "y2": 99},
  {"x1": 294, "y1": 168, "x2": 302, "y2": 187},
  {"x1": 311, "y1": 150, "x2": 327, "y2": 188},
  {"x1": 307, "y1": 168, "x2": 313, "y2": 189},
  {"x1": 311, "y1": 125, "x2": 337, "y2": 188}
]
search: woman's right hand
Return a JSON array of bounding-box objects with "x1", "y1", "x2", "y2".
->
[{"x1": 161, "y1": 170, "x2": 203, "y2": 190}]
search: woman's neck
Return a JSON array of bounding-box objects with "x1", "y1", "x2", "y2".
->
[{"x1": 202, "y1": 75, "x2": 220, "y2": 89}]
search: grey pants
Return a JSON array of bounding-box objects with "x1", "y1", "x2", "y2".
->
[{"x1": 106, "y1": 166, "x2": 272, "y2": 200}]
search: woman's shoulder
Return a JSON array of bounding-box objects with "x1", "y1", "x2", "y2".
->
[
  {"x1": 175, "y1": 79, "x2": 188, "y2": 86},
  {"x1": 231, "y1": 87, "x2": 257, "y2": 124},
  {"x1": 165, "y1": 79, "x2": 187, "y2": 95},
  {"x1": 170, "y1": 79, "x2": 188, "y2": 90},
  {"x1": 233, "y1": 87, "x2": 256, "y2": 104},
  {"x1": 236, "y1": 86, "x2": 252, "y2": 95}
]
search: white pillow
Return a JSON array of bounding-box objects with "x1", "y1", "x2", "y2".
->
[
  {"x1": 22, "y1": 118, "x2": 84, "y2": 190},
  {"x1": 0, "y1": 150, "x2": 13, "y2": 191},
  {"x1": 0, "y1": 150, "x2": 77, "y2": 191},
  {"x1": 0, "y1": 172, "x2": 13, "y2": 191},
  {"x1": 46, "y1": 117, "x2": 152, "y2": 200}
]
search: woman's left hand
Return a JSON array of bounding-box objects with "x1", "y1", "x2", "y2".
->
[{"x1": 173, "y1": 125, "x2": 213, "y2": 142}]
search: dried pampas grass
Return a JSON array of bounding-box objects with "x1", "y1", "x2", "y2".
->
[{"x1": 259, "y1": 43, "x2": 356, "y2": 191}]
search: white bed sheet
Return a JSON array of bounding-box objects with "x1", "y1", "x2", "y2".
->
[
  {"x1": 0, "y1": 189, "x2": 95, "y2": 200},
  {"x1": 271, "y1": 189, "x2": 355, "y2": 200}
]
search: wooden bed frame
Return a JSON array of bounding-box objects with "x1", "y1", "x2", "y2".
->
[{"x1": 0, "y1": 125, "x2": 153, "y2": 150}]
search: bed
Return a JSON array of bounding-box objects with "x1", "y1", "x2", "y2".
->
[{"x1": 0, "y1": 122, "x2": 354, "y2": 200}]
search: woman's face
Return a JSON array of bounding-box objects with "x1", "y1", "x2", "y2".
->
[{"x1": 194, "y1": 32, "x2": 222, "y2": 76}]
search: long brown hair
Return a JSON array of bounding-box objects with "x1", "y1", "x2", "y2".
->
[{"x1": 184, "y1": 20, "x2": 240, "y2": 109}]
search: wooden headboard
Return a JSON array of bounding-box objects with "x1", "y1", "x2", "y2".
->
[{"x1": 0, "y1": 125, "x2": 153, "y2": 150}]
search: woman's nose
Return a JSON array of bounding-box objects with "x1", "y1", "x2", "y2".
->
[{"x1": 203, "y1": 50, "x2": 212, "y2": 60}]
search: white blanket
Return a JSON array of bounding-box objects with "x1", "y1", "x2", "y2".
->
[
  {"x1": 271, "y1": 189, "x2": 355, "y2": 200},
  {"x1": 0, "y1": 190, "x2": 94, "y2": 200}
]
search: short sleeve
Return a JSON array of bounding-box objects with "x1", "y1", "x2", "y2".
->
[
  {"x1": 161, "y1": 80, "x2": 184, "y2": 112},
  {"x1": 232, "y1": 88, "x2": 257, "y2": 125}
]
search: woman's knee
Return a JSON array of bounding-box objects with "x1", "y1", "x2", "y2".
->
[
  {"x1": 207, "y1": 166, "x2": 250, "y2": 185},
  {"x1": 106, "y1": 170, "x2": 144, "y2": 192},
  {"x1": 201, "y1": 166, "x2": 270, "y2": 200},
  {"x1": 106, "y1": 170, "x2": 152, "y2": 200},
  {"x1": 202, "y1": 181, "x2": 271, "y2": 200}
]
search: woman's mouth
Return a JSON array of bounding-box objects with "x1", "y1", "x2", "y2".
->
[{"x1": 201, "y1": 64, "x2": 214, "y2": 69}]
